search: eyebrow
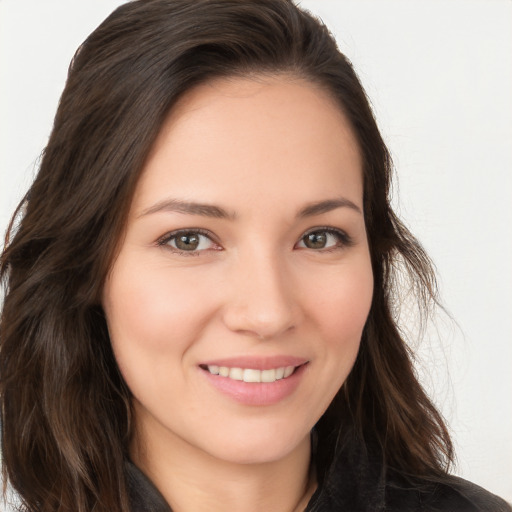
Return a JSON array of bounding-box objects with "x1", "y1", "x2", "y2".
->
[
  {"x1": 139, "y1": 198, "x2": 236, "y2": 219},
  {"x1": 139, "y1": 197, "x2": 362, "y2": 219},
  {"x1": 297, "y1": 198, "x2": 362, "y2": 217}
]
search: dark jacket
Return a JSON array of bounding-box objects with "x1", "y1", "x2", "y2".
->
[{"x1": 126, "y1": 443, "x2": 511, "y2": 512}]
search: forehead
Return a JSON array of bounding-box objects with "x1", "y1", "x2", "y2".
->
[{"x1": 133, "y1": 75, "x2": 363, "y2": 214}]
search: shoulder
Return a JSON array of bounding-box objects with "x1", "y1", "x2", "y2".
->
[
  {"x1": 310, "y1": 441, "x2": 511, "y2": 512},
  {"x1": 385, "y1": 472, "x2": 512, "y2": 512}
]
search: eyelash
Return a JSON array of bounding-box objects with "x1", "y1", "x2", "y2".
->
[
  {"x1": 299, "y1": 227, "x2": 354, "y2": 252},
  {"x1": 156, "y1": 227, "x2": 353, "y2": 256},
  {"x1": 156, "y1": 228, "x2": 219, "y2": 257}
]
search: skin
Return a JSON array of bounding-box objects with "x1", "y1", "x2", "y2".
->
[{"x1": 102, "y1": 75, "x2": 374, "y2": 512}]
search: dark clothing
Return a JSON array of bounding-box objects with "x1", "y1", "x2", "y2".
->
[
  {"x1": 126, "y1": 446, "x2": 511, "y2": 512},
  {"x1": 304, "y1": 439, "x2": 512, "y2": 512}
]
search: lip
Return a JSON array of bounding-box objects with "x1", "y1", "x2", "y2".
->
[
  {"x1": 200, "y1": 355, "x2": 308, "y2": 370},
  {"x1": 199, "y1": 358, "x2": 309, "y2": 406}
]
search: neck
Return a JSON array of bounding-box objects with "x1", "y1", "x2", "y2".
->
[{"x1": 131, "y1": 412, "x2": 316, "y2": 512}]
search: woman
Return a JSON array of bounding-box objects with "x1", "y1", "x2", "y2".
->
[{"x1": 1, "y1": 1, "x2": 510, "y2": 511}]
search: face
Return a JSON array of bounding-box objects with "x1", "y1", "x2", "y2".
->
[{"x1": 102, "y1": 76, "x2": 373, "y2": 465}]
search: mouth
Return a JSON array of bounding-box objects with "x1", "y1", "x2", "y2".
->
[
  {"x1": 199, "y1": 363, "x2": 306, "y2": 383},
  {"x1": 199, "y1": 359, "x2": 309, "y2": 405}
]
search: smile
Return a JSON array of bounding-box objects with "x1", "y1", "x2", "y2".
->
[
  {"x1": 199, "y1": 360, "x2": 309, "y2": 405},
  {"x1": 204, "y1": 365, "x2": 298, "y2": 383}
]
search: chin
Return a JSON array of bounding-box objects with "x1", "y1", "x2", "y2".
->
[{"x1": 198, "y1": 427, "x2": 311, "y2": 466}]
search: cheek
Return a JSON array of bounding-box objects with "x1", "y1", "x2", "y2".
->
[
  {"x1": 308, "y1": 258, "x2": 373, "y2": 402},
  {"x1": 294, "y1": 259, "x2": 373, "y2": 424},
  {"x1": 313, "y1": 261, "x2": 374, "y2": 346},
  {"x1": 102, "y1": 255, "x2": 216, "y2": 365}
]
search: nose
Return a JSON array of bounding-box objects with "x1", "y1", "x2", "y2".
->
[{"x1": 221, "y1": 249, "x2": 300, "y2": 340}]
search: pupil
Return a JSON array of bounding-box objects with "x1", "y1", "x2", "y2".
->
[
  {"x1": 176, "y1": 233, "x2": 199, "y2": 251},
  {"x1": 305, "y1": 232, "x2": 326, "y2": 249}
]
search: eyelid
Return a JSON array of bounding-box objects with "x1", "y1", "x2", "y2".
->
[
  {"x1": 296, "y1": 226, "x2": 354, "y2": 250},
  {"x1": 155, "y1": 226, "x2": 353, "y2": 256},
  {"x1": 156, "y1": 228, "x2": 221, "y2": 255}
]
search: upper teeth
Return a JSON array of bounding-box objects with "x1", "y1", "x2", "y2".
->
[{"x1": 207, "y1": 365, "x2": 296, "y2": 383}]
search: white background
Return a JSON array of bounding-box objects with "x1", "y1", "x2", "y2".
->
[{"x1": 1, "y1": 0, "x2": 511, "y2": 504}]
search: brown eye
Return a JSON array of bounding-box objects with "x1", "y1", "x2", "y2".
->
[
  {"x1": 297, "y1": 228, "x2": 352, "y2": 251},
  {"x1": 175, "y1": 232, "x2": 201, "y2": 251},
  {"x1": 303, "y1": 232, "x2": 328, "y2": 249},
  {"x1": 160, "y1": 230, "x2": 217, "y2": 253}
]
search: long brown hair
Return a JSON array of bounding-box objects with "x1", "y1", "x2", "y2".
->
[{"x1": 1, "y1": 1, "x2": 452, "y2": 510}]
